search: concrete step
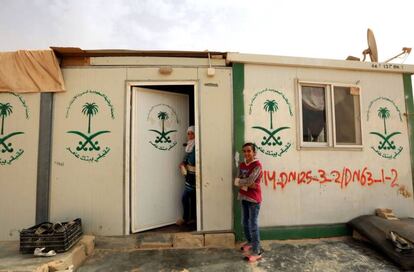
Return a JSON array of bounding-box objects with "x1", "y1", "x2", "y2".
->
[
  {"x1": 0, "y1": 235, "x2": 95, "y2": 272},
  {"x1": 138, "y1": 233, "x2": 173, "y2": 249},
  {"x1": 135, "y1": 232, "x2": 235, "y2": 250}
]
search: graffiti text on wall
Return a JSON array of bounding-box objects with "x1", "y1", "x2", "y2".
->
[
  {"x1": 66, "y1": 90, "x2": 115, "y2": 163},
  {"x1": 262, "y1": 167, "x2": 399, "y2": 190},
  {"x1": 0, "y1": 93, "x2": 29, "y2": 165},
  {"x1": 249, "y1": 89, "x2": 293, "y2": 158},
  {"x1": 367, "y1": 97, "x2": 403, "y2": 159}
]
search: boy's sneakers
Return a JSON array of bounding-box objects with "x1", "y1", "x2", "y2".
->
[
  {"x1": 245, "y1": 254, "x2": 263, "y2": 263},
  {"x1": 240, "y1": 243, "x2": 252, "y2": 252},
  {"x1": 244, "y1": 248, "x2": 264, "y2": 263}
]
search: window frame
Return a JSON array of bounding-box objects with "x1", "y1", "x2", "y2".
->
[
  {"x1": 297, "y1": 80, "x2": 363, "y2": 150},
  {"x1": 298, "y1": 83, "x2": 331, "y2": 148}
]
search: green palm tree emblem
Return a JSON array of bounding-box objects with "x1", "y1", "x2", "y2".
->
[
  {"x1": 370, "y1": 106, "x2": 401, "y2": 150},
  {"x1": 252, "y1": 99, "x2": 289, "y2": 146},
  {"x1": 149, "y1": 111, "x2": 177, "y2": 144},
  {"x1": 158, "y1": 111, "x2": 169, "y2": 134},
  {"x1": 377, "y1": 107, "x2": 390, "y2": 135},
  {"x1": 67, "y1": 102, "x2": 110, "y2": 152},
  {"x1": 0, "y1": 103, "x2": 13, "y2": 135},
  {"x1": 82, "y1": 102, "x2": 99, "y2": 134},
  {"x1": 0, "y1": 102, "x2": 24, "y2": 153},
  {"x1": 263, "y1": 99, "x2": 278, "y2": 129}
]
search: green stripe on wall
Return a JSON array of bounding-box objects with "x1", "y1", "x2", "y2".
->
[
  {"x1": 232, "y1": 63, "x2": 244, "y2": 241},
  {"x1": 260, "y1": 224, "x2": 351, "y2": 240},
  {"x1": 403, "y1": 74, "x2": 414, "y2": 191}
]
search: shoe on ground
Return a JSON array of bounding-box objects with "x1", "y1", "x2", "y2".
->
[
  {"x1": 244, "y1": 248, "x2": 264, "y2": 262},
  {"x1": 34, "y1": 247, "x2": 56, "y2": 257},
  {"x1": 245, "y1": 254, "x2": 263, "y2": 263},
  {"x1": 240, "y1": 243, "x2": 252, "y2": 252}
]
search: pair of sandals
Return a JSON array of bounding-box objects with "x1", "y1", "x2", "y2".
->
[
  {"x1": 34, "y1": 247, "x2": 56, "y2": 257},
  {"x1": 34, "y1": 221, "x2": 76, "y2": 235},
  {"x1": 240, "y1": 243, "x2": 264, "y2": 262},
  {"x1": 34, "y1": 222, "x2": 66, "y2": 235}
]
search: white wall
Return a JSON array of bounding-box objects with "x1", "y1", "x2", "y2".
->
[
  {"x1": 243, "y1": 64, "x2": 414, "y2": 227},
  {"x1": 197, "y1": 68, "x2": 233, "y2": 231},
  {"x1": 50, "y1": 68, "x2": 126, "y2": 235},
  {"x1": 50, "y1": 64, "x2": 233, "y2": 235},
  {"x1": 0, "y1": 93, "x2": 40, "y2": 241}
]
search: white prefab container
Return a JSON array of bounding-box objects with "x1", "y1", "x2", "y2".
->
[
  {"x1": 0, "y1": 49, "x2": 413, "y2": 241},
  {"x1": 48, "y1": 52, "x2": 233, "y2": 236},
  {"x1": 229, "y1": 53, "x2": 414, "y2": 239}
]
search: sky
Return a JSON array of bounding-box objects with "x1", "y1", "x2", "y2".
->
[{"x1": 0, "y1": 0, "x2": 413, "y2": 65}]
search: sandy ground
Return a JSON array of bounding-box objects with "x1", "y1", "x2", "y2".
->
[{"x1": 78, "y1": 237, "x2": 403, "y2": 272}]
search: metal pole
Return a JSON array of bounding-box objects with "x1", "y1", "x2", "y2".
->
[{"x1": 36, "y1": 92, "x2": 54, "y2": 224}]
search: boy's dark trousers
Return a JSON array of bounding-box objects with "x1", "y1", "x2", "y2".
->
[{"x1": 242, "y1": 200, "x2": 261, "y2": 254}]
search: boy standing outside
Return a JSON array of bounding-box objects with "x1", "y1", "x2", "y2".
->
[{"x1": 234, "y1": 142, "x2": 264, "y2": 262}]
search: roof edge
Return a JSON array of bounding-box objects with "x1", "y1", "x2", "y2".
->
[
  {"x1": 50, "y1": 47, "x2": 227, "y2": 59},
  {"x1": 227, "y1": 52, "x2": 414, "y2": 74}
]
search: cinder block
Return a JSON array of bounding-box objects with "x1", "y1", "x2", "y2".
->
[
  {"x1": 34, "y1": 264, "x2": 49, "y2": 272},
  {"x1": 48, "y1": 259, "x2": 68, "y2": 272},
  {"x1": 173, "y1": 233, "x2": 204, "y2": 248},
  {"x1": 48, "y1": 244, "x2": 87, "y2": 271},
  {"x1": 69, "y1": 244, "x2": 87, "y2": 268},
  {"x1": 78, "y1": 235, "x2": 95, "y2": 256},
  {"x1": 138, "y1": 233, "x2": 173, "y2": 249},
  {"x1": 204, "y1": 233, "x2": 235, "y2": 248},
  {"x1": 95, "y1": 235, "x2": 137, "y2": 250},
  {"x1": 47, "y1": 236, "x2": 93, "y2": 271}
]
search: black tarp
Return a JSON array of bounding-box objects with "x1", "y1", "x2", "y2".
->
[{"x1": 349, "y1": 215, "x2": 414, "y2": 270}]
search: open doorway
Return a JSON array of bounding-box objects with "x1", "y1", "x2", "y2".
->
[{"x1": 129, "y1": 83, "x2": 199, "y2": 234}]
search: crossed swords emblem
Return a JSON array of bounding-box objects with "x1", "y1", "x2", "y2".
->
[
  {"x1": 0, "y1": 132, "x2": 24, "y2": 153},
  {"x1": 149, "y1": 129, "x2": 177, "y2": 143},
  {"x1": 67, "y1": 130, "x2": 110, "y2": 151},
  {"x1": 252, "y1": 126, "x2": 290, "y2": 146},
  {"x1": 370, "y1": 131, "x2": 401, "y2": 150}
]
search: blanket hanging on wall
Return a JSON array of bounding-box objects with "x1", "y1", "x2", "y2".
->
[{"x1": 0, "y1": 50, "x2": 65, "y2": 93}]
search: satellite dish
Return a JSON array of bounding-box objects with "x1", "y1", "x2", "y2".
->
[{"x1": 362, "y1": 29, "x2": 378, "y2": 62}]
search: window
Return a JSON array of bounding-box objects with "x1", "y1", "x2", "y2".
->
[
  {"x1": 301, "y1": 85, "x2": 327, "y2": 144},
  {"x1": 299, "y1": 82, "x2": 362, "y2": 148},
  {"x1": 333, "y1": 86, "x2": 362, "y2": 145}
]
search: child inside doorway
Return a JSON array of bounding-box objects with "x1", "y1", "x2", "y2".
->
[{"x1": 177, "y1": 126, "x2": 196, "y2": 226}]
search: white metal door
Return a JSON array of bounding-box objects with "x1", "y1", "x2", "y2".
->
[{"x1": 131, "y1": 87, "x2": 189, "y2": 232}]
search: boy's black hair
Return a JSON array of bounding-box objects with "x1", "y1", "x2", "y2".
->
[{"x1": 242, "y1": 142, "x2": 256, "y2": 152}]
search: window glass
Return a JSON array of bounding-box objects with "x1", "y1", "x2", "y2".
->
[
  {"x1": 334, "y1": 86, "x2": 362, "y2": 145},
  {"x1": 301, "y1": 86, "x2": 327, "y2": 143}
]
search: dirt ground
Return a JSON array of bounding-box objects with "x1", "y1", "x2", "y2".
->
[{"x1": 78, "y1": 237, "x2": 403, "y2": 272}]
